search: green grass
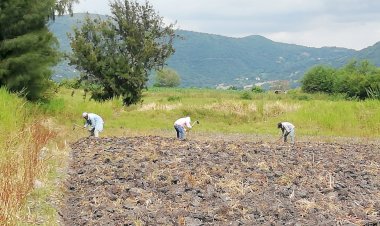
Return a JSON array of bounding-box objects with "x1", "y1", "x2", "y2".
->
[
  {"x1": 45, "y1": 87, "x2": 380, "y2": 138},
  {"x1": 0, "y1": 88, "x2": 29, "y2": 148}
]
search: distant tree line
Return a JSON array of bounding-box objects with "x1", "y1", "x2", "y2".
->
[{"x1": 301, "y1": 60, "x2": 380, "y2": 100}]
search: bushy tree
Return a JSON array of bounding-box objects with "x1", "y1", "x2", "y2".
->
[
  {"x1": 69, "y1": 0, "x2": 176, "y2": 105},
  {"x1": 153, "y1": 68, "x2": 181, "y2": 87},
  {"x1": 301, "y1": 65, "x2": 337, "y2": 94},
  {"x1": 0, "y1": 0, "x2": 77, "y2": 100},
  {"x1": 336, "y1": 60, "x2": 380, "y2": 99}
]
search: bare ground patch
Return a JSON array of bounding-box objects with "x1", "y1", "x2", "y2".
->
[{"x1": 60, "y1": 136, "x2": 380, "y2": 225}]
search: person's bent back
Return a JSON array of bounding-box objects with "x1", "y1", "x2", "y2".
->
[{"x1": 82, "y1": 112, "x2": 104, "y2": 137}]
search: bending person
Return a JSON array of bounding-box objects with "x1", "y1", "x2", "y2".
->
[
  {"x1": 277, "y1": 122, "x2": 295, "y2": 144},
  {"x1": 82, "y1": 112, "x2": 104, "y2": 137},
  {"x1": 174, "y1": 116, "x2": 192, "y2": 140}
]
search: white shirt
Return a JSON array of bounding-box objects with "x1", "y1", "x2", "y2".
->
[
  {"x1": 174, "y1": 117, "x2": 192, "y2": 128},
  {"x1": 282, "y1": 122, "x2": 295, "y2": 132},
  {"x1": 84, "y1": 113, "x2": 104, "y2": 132}
]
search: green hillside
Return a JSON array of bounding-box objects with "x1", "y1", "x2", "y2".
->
[
  {"x1": 49, "y1": 14, "x2": 380, "y2": 88},
  {"x1": 170, "y1": 30, "x2": 356, "y2": 88},
  {"x1": 355, "y1": 42, "x2": 380, "y2": 65}
]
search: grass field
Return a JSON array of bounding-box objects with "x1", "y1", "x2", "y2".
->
[
  {"x1": 1, "y1": 86, "x2": 380, "y2": 225},
  {"x1": 48, "y1": 87, "x2": 380, "y2": 138}
]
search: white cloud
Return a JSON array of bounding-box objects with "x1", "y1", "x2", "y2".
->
[
  {"x1": 73, "y1": 0, "x2": 380, "y2": 50},
  {"x1": 266, "y1": 21, "x2": 380, "y2": 50}
]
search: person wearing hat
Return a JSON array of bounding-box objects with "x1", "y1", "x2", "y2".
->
[
  {"x1": 174, "y1": 116, "x2": 192, "y2": 140},
  {"x1": 277, "y1": 122, "x2": 295, "y2": 144},
  {"x1": 82, "y1": 112, "x2": 104, "y2": 137}
]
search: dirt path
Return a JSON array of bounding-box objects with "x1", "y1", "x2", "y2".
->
[{"x1": 60, "y1": 136, "x2": 380, "y2": 225}]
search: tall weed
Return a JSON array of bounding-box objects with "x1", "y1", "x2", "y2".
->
[{"x1": 0, "y1": 88, "x2": 56, "y2": 224}]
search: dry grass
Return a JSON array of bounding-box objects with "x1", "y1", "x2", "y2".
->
[
  {"x1": 138, "y1": 102, "x2": 182, "y2": 111},
  {"x1": 0, "y1": 122, "x2": 56, "y2": 224},
  {"x1": 263, "y1": 101, "x2": 300, "y2": 117},
  {"x1": 206, "y1": 102, "x2": 257, "y2": 116}
]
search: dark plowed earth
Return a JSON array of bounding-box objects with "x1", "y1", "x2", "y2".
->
[{"x1": 60, "y1": 136, "x2": 380, "y2": 225}]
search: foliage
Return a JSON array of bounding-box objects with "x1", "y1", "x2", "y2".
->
[
  {"x1": 335, "y1": 60, "x2": 380, "y2": 99},
  {"x1": 301, "y1": 60, "x2": 380, "y2": 100},
  {"x1": 240, "y1": 91, "x2": 252, "y2": 100},
  {"x1": 153, "y1": 68, "x2": 181, "y2": 87},
  {"x1": 366, "y1": 85, "x2": 380, "y2": 100},
  {"x1": 54, "y1": 0, "x2": 79, "y2": 16},
  {"x1": 251, "y1": 86, "x2": 265, "y2": 93},
  {"x1": 0, "y1": 0, "x2": 78, "y2": 101},
  {"x1": 0, "y1": 0, "x2": 60, "y2": 101},
  {"x1": 68, "y1": 0, "x2": 176, "y2": 105},
  {"x1": 58, "y1": 77, "x2": 82, "y2": 89},
  {"x1": 301, "y1": 65, "x2": 337, "y2": 93}
]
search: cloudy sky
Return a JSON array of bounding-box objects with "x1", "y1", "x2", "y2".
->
[{"x1": 74, "y1": 0, "x2": 380, "y2": 50}]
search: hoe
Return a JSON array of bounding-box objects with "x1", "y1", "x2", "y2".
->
[
  {"x1": 192, "y1": 120, "x2": 200, "y2": 127},
  {"x1": 72, "y1": 123, "x2": 85, "y2": 130}
]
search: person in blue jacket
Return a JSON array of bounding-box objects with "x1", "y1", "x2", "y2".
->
[{"x1": 82, "y1": 112, "x2": 104, "y2": 137}]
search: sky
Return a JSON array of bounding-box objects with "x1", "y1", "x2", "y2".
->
[{"x1": 73, "y1": 0, "x2": 380, "y2": 50}]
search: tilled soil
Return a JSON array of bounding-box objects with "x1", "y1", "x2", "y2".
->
[{"x1": 61, "y1": 136, "x2": 380, "y2": 225}]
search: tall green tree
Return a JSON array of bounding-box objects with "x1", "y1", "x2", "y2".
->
[
  {"x1": 69, "y1": 0, "x2": 176, "y2": 105},
  {"x1": 0, "y1": 0, "x2": 77, "y2": 100},
  {"x1": 0, "y1": 0, "x2": 57, "y2": 100},
  {"x1": 154, "y1": 68, "x2": 181, "y2": 87}
]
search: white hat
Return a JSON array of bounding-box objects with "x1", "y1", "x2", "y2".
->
[{"x1": 82, "y1": 112, "x2": 88, "y2": 118}]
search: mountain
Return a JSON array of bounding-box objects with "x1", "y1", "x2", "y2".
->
[
  {"x1": 169, "y1": 30, "x2": 356, "y2": 88},
  {"x1": 355, "y1": 42, "x2": 380, "y2": 65},
  {"x1": 49, "y1": 14, "x2": 380, "y2": 88}
]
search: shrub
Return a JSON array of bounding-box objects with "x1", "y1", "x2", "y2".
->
[
  {"x1": 251, "y1": 86, "x2": 265, "y2": 93},
  {"x1": 58, "y1": 78, "x2": 82, "y2": 89},
  {"x1": 240, "y1": 91, "x2": 252, "y2": 100},
  {"x1": 167, "y1": 96, "x2": 181, "y2": 102}
]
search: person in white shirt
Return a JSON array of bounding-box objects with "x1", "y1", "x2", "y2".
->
[
  {"x1": 82, "y1": 112, "x2": 104, "y2": 137},
  {"x1": 278, "y1": 122, "x2": 295, "y2": 144},
  {"x1": 174, "y1": 116, "x2": 192, "y2": 140}
]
